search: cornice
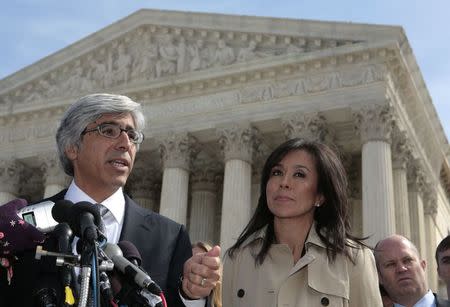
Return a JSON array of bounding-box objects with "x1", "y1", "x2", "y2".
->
[
  {"x1": 384, "y1": 49, "x2": 445, "y2": 183},
  {"x1": 441, "y1": 157, "x2": 450, "y2": 200},
  {"x1": 0, "y1": 41, "x2": 393, "y2": 120}
]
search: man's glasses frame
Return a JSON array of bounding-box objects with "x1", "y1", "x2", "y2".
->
[{"x1": 81, "y1": 123, "x2": 144, "y2": 144}]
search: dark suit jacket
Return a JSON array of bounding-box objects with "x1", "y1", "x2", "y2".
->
[
  {"x1": 0, "y1": 190, "x2": 193, "y2": 307},
  {"x1": 436, "y1": 293, "x2": 450, "y2": 307}
]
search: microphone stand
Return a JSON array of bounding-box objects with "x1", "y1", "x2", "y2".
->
[
  {"x1": 35, "y1": 236, "x2": 112, "y2": 307},
  {"x1": 78, "y1": 217, "x2": 100, "y2": 307},
  {"x1": 78, "y1": 239, "x2": 94, "y2": 307},
  {"x1": 53, "y1": 223, "x2": 75, "y2": 306}
]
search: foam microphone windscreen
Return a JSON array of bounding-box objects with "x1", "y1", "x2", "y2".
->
[
  {"x1": 52, "y1": 200, "x2": 102, "y2": 238},
  {"x1": 117, "y1": 241, "x2": 142, "y2": 266},
  {"x1": 51, "y1": 200, "x2": 74, "y2": 224}
]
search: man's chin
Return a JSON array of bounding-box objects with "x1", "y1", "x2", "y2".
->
[{"x1": 397, "y1": 285, "x2": 419, "y2": 297}]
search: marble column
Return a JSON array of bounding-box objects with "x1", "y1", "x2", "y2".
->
[
  {"x1": 189, "y1": 164, "x2": 219, "y2": 244},
  {"x1": 158, "y1": 132, "x2": 198, "y2": 225},
  {"x1": 424, "y1": 187, "x2": 438, "y2": 291},
  {"x1": 40, "y1": 153, "x2": 70, "y2": 198},
  {"x1": 127, "y1": 156, "x2": 160, "y2": 211},
  {"x1": 391, "y1": 129, "x2": 412, "y2": 238},
  {"x1": 407, "y1": 160, "x2": 427, "y2": 258},
  {"x1": 0, "y1": 159, "x2": 24, "y2": 204},
  {"x1": 353, "y1": 104, "x2": 395, "y2": 246},
  {"x1": 217, "y1": 124, "x2": 257, "y2": 252}
]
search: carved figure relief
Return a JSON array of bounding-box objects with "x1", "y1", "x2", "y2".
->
[
  {"x1": 156, "y1": 35, "x2": 178, "y2": 78},
  {"x1": 176, "y1": 37, "x2": 187, "y2": 74},
  {"x1": 286, "y1": 40, "x2": 306, "y2": 54},
  {"x1": 237, "y1": 40, "x2": 259, "y2": 62},
  {"x1": 188, "y1": 39, "x2": 209, "y2": 71},
  {"x1": 87, "y1": 54, "x2": 108, "y2": 88},
  {"x1": 213, "y1": 39, "x2": 235, "y2": 66},
  {"x1": 113, "y1": 44, "x2": 132, "y2": 85},
  {"x1": 130, "y1": 32, "x2": 158, "y2": 80},
  {"x1": 61, "y1": 60, "x2": 90, "y2": 95},
  {"x1": 0, "y1": 25, "x2": 362, "y2": 104}
]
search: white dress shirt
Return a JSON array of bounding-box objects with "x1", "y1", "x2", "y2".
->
[
  {"x1": 65, "y1": 180, "x2": 124, "y2": 246},
  {"x1": 394, "y1": 290, "x2": 436, "y2": 307},
  {"x1": 64, "y1": 180, "x2": 205, "y2": 307}
]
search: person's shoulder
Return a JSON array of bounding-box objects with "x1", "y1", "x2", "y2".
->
[
  {"x1": 31, "y1": 189, "x2": 67, "y2": 205},
  {"x1": 125, "y1": 195, "x2": 185, "y2": 230}
]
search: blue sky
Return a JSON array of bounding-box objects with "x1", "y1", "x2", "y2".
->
[{"x1": 1, "y1": 0, "x2": 449, "y2": 141}]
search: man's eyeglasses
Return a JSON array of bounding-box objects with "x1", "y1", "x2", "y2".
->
[{"x1": 81, "y1": 123, "x2": 144, "y2": 144}]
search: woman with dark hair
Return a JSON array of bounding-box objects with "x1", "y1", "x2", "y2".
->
[{"x1": 223, "y1": 138, "x2": 382, "y2": 306}]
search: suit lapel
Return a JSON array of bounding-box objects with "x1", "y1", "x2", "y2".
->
[
  {"x1": 435, "y1": 293, "x2": 450, "y2": 307},
  {"x1": 119, "y1": 195, "x2": 151, "y2": 242}
]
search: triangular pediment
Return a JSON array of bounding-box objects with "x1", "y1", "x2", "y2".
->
[{"x1": 0, "y1": 9, "x2": 404, "y2": 108}]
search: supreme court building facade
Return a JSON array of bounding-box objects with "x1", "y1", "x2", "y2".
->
[{"x1": 0, "y1": 9, "x2": 449, "y2": 292}]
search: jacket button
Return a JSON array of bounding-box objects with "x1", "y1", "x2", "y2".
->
[
  {"x1": 237, "y1": 289, "x2": 245, "y2": 298},
  {"x1": 321, "y1": 297, "x2": 329, "y2": 306}
]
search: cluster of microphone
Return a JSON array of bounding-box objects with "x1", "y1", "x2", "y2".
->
[{"x1": 33, "y1": 199, "x2": 164, "y2": 307}]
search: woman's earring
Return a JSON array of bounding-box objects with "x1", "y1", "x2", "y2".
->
[{"x1": 314, "y1": 202, "x2": 321, "y2": 207}]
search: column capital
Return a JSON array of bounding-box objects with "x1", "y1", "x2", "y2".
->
[
  {"x1": 217, "y1": 123, "x2": 259, "y2": 163},
  {"x1": 127, "y1": 156, "x2": 161, "y2": 199},
  {"x1": 423, "y1": 183, "x2": 438, "y2": 216},
  {"x1": 407, "y1": 159, "x2": 427, "y2": 193},
  {"x1": 191, "y1": 159, "x2": 221, "y2": 192},
  {"x1": 423, "y1": 198, "x2": 437, "y2": 216},
  {"x1": 157, "y1": 132, "x2": 199, "y2": 170},
  {"x1": 352, "y1": 103, "x2": 395, "y2": 144},
  {"x1": 391, "y1": 128, "x2": 412, "y2": 170},
  {"x1": 281, "y1": 111, "x2": 332, "y2": 143},
  {"x1": 0, "y1": 159, "x2": 24, "y2": 195}
]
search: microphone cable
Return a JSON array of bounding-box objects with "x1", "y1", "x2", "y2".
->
[{"x1": 160, "y1": 292, "x2": 168, "y2": 307}]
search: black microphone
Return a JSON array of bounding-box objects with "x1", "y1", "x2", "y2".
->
[
  {"x1": 117, "y1": 241, "x2": 142, "y2": 266},
  {"x1": 52, "y1": 200, "x2": 103, "y2": 242},
  {"x1": 103, "y1": 243, "x2": 162, "y2": 295},
  {"x1": 52, "y1": 223, "x2": 73, "y2": 254},
  {"x1": 51, "y1": 223, "x2": 75, "y2": 305},
  {"x1": 33, "y1": 234, "x2": 63, "y2": 307},
  {"x1": 116, "y1": 241, "x2": 163, "y2": 307}
]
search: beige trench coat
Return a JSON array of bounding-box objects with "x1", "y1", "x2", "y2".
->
[{"x1": 223, "y1": 227, "x2": 382, "y2": 307}]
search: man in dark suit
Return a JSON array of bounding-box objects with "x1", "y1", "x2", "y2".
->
[
  {"x1": 375, "y1": 234, "x2": 450, "y2": 307},
  {"x1": 436, "y1": 235, "x2": 450, "y2": 300},
  {"x1": 0, "y1": 93, "x2": 220, "y2": 306}
]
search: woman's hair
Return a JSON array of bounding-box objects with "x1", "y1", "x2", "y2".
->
[
  {"x1": 192, "y1": 241, "x2": 222, "y2": 307},
  {"x1": 56, "y1": 93, "x2": 145, "y2": 176},
  {"x1": 227, "y1": 138, "x2": 364, "y2": 265}
]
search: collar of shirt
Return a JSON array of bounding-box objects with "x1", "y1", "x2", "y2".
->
[
  {"x1": 242, "y1": 221, "x2": 325, "y2": 250},
  {"x1": 64, "y1": 180, "x2": 125, "y2": 226},
  {"x1": 65, "y1": 180, "x2": 125, "y2": 246},
  {"x1": 394, "y1": 290, "x2": 436, "y2": 307}
]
